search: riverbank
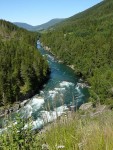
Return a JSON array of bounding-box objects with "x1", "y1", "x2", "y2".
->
[
  {"x1": 0, "y1": 69, "x2": 51, "y2": 119},
  {"x1": 41, "y1": 43, "x2": 90, "y2": 89}
]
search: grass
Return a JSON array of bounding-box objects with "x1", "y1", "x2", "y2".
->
[
  {"x1": 39, "y1": 110, "x2": 113, "y2": 150},
  {"x1": 0, "y1": 108, "x2": 113, "y2": 149}
]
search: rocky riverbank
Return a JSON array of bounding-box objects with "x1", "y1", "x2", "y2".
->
[
  {"x1": 0, "y1": 64, "x2": 50, "y2": 119},
  {"x1": 0, "y1": 99, "x2": 31, "y2": 118}
]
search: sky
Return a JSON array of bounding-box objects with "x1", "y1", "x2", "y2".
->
[{"x1": 0, "y1": 0, "x2": 103, "y2": 26}]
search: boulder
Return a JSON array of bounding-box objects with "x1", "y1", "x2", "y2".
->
[
  {"x1": 42, "y1": 143, "x2": 49, "y2": 150},
  {"x1": 20, "y1": 99, "x2": 29, "y2": 107},
  {"x1": 5, "y1": 109, "x2": 10, "y2": 115},
  {"x1": 12, "y1": 103, "x2": 20, "y2": 112},
  {"x1": 68, "y1": 105, "x2": 76, "y2": 111},
  {"x1": 79, "y1": 102, "x2": 93, "y2": 111},
  {"x1": 0, "y1": 108, "x2": 5, "y2": 117},
  {"x1": 90, "y1": 105, "x2": 107, "y2": 117}
]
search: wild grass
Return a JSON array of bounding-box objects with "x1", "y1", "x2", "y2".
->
[
  {"x1": 39, "y1": 110, "x2": 113, "y2": 150},
  {"x1": 0, "y1": 109, "x2": 113, "y2": 149}
]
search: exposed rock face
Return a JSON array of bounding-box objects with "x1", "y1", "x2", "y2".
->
[
  {"x1": 90, "y1": 105, "x2": 107, "y2": 117},
  {"x1": 68, "y1": 105, "x2": 76, "y2": 111},
  {"x1": 0, "y1": 108, "x2": 5, "y2": 117},
  {"x1": 12, "y1": 104, "x2": 20, "y2": 112},
  {"x1": 44, "y1": 46, "x2": 51, "y2": 51},
  {"x1": 79, "y1": 102, "x2": 107, "y2": 118},
  {"x1": 0, "y1": 100, "x2": 29, "y2": 118},
  {"x1": 20, "y1": 99, "x2": 30, "y2": 107},
  {"x1": 79, "y1": 102, "x2": 93, "y2": 111},
  {"x1": 68, "y1": 65, "x2": 74, "y2": 70},
  {"x1": 0, "y1": 103, "x2": 20, "y2": 117}
]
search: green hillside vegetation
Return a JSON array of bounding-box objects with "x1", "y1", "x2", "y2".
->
[
  {"x1": 0, "y1": 20, "x2": 49, "y2": 106},
  {"x1": 41, "y1": 0, "x2": 113, "y2": 105}
]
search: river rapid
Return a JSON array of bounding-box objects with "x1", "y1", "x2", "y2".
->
[{"x1": 0, "y1": 43, "x2": 89, "y2": 132}]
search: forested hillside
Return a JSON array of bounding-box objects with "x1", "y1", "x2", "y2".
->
[
  {"x1": 41, "y1": 0, "x2": 113, "y2": 104},
  {"x1": 0, "y1": 20, "x2": 49, "y2": 105}
]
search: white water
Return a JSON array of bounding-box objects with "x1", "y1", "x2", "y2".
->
[
  {"x1": 32, "y1": 105, "x2": 68, "y2": 130},
  {"x1": 18, "y1": 80, "x2": 83, "y2": 130},
  {"x1": 0, "y1": 44, "x2": 89, "y2": 132}
]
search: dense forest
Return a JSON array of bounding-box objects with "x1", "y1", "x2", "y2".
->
[
  {"x1": 0, "y1": 20, "x2": 49, "y2": 106},
  {"x1": 41, "y1": 0, "x2": 113, "y2": 105}
]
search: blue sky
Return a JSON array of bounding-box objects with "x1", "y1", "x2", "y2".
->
[{"x1": 0, "y1": 0, "x2": 103, "y2": 26}]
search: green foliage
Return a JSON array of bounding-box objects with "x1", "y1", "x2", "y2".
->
[
  {"x1": 0, "y1": 115, "x2": 41, "y2": 150},
  {"x1": 41, "y1": 0, "x2": 113, "y2": 104},
  {"x1": 0, "y1": 20, "x2": 49, "y2": 105}
]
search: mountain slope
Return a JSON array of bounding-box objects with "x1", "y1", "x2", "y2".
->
[
  {"x1": 41, "y1": 0, "x2": 113, "y2": 104},
  {"x1": 13, "y1": 18, "x2": 64, "y2": 31},
  {"x1": 0, "y1": 19, "x2": 49, "y2": 105},
  {"x1": 13, "y1": 22, "x2": 33, "y2": 30},
  {"x1": 33, "y1": 18, "x2": 64, "y2": 31}
]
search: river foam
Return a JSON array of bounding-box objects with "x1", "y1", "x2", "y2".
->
[
  {"x1": 32, "y1": 105, "x2": 68, "y2": 130},
  {"x1": 20, "y1": 97, "x2": 45, "y2": 119},
  {"x1": 59, "y1": 81, "x2": 74, "y2": 87}
]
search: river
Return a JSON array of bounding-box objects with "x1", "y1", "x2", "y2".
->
[{"x1": 0, "y1": 43, "x2": 89, "y2": 131}]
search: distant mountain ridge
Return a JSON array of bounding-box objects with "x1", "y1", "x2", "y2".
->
[
  {"x1": 13, "y1": 22, "x2": 33, "y2": 31},
  {"x1": 13, "y1": 18, "x2": 64, "y2": 31}
]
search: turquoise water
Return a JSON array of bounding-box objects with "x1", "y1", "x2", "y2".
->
[
  {"x1": 0, "y1": 44, "x2": 89, "y2": 131},
  {"x1": 37, "y1": 45, "x2": 89, "y2": 109}
]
